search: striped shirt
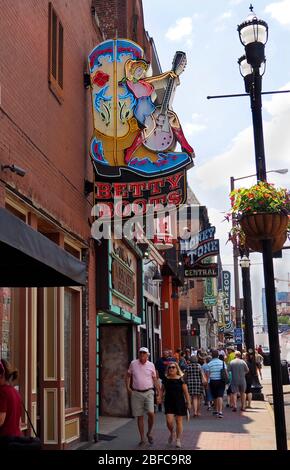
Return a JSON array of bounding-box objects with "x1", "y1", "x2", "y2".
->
[{"x1": 207, "y1": 358, "x2": 227, "y2": 381}]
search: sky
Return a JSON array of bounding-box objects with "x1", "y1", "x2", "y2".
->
[{"x1": 143, "y1": 0, "x2": 290, "y2": 323}]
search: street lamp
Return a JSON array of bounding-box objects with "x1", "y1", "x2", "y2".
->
[
  {"x1": 237, "y1": 5, "x2": 287, "y2": 450},
  {"x1": 230, "y1": 168, "x2": 288, "y2": 353},
  {"x1": 240, "y1": 254, "x2": 263, "y2": 399}
]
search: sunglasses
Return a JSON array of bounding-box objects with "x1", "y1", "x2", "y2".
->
[{"x1": 168, "y1": 366, "x2": 176, "y2": 369}]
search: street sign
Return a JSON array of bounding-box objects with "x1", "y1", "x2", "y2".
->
[
  {"x1": 234, "y1": 327, "x2": 244, "y2": 344},
  {"x1": 203, "y1": 297, "x2": 217, "y2": 306}
]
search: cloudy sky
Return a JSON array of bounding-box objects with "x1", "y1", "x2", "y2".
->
[{"x1": 143, "y1": 0, "x2": 290, "y2": 322}]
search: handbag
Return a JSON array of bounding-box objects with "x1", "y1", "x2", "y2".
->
[
  {"x1": 0, "y1": 435, "x2": 42, "y2": 451},
  {"x1": 220, "y1": 361, "x2": 229, "y2": 384},
  {"x1": 0, "y1": 403, "x2": 42, "y2": 451}
]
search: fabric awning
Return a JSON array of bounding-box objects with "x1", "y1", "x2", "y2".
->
[{"x1": 0, "y1": 208, "x2": 86, "y2": 287}]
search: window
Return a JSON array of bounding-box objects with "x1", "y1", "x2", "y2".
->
[
  {"x1": 64, "y1": 288, "x2": 81, "y2": 410},
  {"x1": 0, "y1": 288, "x2": 26, "y2": 396},
  {"x1": 48, "y1": 2, "x2": 64, "y2": 102}
]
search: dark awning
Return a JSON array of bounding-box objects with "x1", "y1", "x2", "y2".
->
[{"x1": 0, "y1": 208, "x2": 86, "y2": 287}]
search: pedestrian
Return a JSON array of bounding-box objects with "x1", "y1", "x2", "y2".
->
[
  {"x1": 0, "y1": 359, "x2": 22, "y2": 448},
  {"x1": 202, "y1": 356, "x2": 213, "y2": 410},
  {"x1": 227, "y1": 351, "x2": 249, "y2": 412},
  {"x1": 185, "y1": 356, "x2": 206, "y2": 417},
  {"x1": 126, "y1": 347, "x2": 161, "y2": 446},
  {"x1": 207, "y1": 349, "x2": 227, "y2": 418},
  {"x1": 178, "y1": 351, "x2": 187, "y2": 372},
  {"x1": 225, "y1": 346, "x2": 236, "y2": 365},
  {"x1": 255, "y1": 351, "x2": 263, "y2": 380},
  {"x1": 161, "y1": 362, "x2": 191, "y2": 448},
  {"x1": 245, "y1": 351, "x2": 256, "y2": 409}
]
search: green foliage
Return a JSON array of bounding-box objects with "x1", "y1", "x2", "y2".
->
[
  {"x1": 226, "y1": 181, "x2": 290, "y2": 249},
  {"x1": 278, "y1": 316, "x2": 290, "y2": 325},
  {"x1": 230, "y1": 181, "x2": 290, "y2": 216}
]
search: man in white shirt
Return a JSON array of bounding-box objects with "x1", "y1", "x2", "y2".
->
[{"x1": 127, "y1": 347, "x2": 160, "y2": 446}]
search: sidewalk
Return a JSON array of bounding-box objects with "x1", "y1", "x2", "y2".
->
[
  {"x1": 261, "y1": 366, "x2": 290, "y2": 443},
  {"x1": 85, "y1": 400, "x2": 276, "y2": 451}
]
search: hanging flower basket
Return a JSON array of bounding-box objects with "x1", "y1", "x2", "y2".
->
[
  {"x1": 226, "y1": 182, "x2": 290, "y2": 253},
  {"x1": 240, "y1": 212, "x2": 288, "y2": 252}
]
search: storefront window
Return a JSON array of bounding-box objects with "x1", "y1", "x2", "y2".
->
[
  {"x1": 64, "y1": 288, "x2": 81, "y2": 410},
  {"x1": 0, "y1": 288, "x2": 26, "y2": 398}
]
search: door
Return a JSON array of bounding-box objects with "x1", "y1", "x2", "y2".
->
[{"x1": 99, "y1": 325, "x2": 132, "y2": 417}]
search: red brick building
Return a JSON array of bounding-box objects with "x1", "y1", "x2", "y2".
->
[{"x1": 0, "y1": 0, "x2": 165, "y2": 448}]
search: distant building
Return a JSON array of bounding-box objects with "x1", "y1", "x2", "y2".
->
[{"x1": 262, "y1": 289, "x2": 290, "y2": 332}]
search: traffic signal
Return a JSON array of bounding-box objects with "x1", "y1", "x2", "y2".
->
[{"x1": 191, "y1": 328, "x2": 197, "y2": 336}]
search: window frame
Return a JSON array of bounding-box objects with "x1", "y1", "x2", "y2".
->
[
  {"x1": 48, "y1": 2, "x2": 64, "y2": 103},
  {"x1": 63, "y1": 287, "x2": 82, "y2": 415}
]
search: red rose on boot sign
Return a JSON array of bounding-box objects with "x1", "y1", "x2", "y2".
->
[{"x1": 93, "y1": 71, "x2": 109, "y2": 87}]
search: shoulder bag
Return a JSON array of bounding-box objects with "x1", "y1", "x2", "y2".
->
[
  {"x1": 220, "y1": 361, "x2": 229, "y2": 384},
  {"x1": 0, "y1": 403, "x2": 42, "y2": 451}
]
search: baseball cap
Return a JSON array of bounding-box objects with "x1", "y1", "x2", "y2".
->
[{"x1": 139, "y1": 347, "x2": 150, "y2": 354}]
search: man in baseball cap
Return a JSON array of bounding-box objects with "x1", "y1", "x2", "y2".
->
[
  {"x1": 127, "y1": 346, "x2": 160, "y2": 446},
  {"x1": 139, "y1": 347, "x2": 150, "y2": 354}
]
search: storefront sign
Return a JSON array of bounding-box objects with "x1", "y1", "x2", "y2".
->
[
  {"x1": 88, "y1": 39, "x2": 194, "y2": 228},
  {"x1": 112, "y1": 257, "x2": 135, "y2": 302},
  {"x1": 222, "y1": 271, "x2": 231, "y2": 324},
  {"x1": 88, "y1": 39, "x2": 193, "y2": 178},
  {"x1": 185, "y1": 263, "x2": 218, "y2": 278},
  {"x1": 93, "y1": 171, "x2": 187, "y2": 217},
  {"x1": 181, "y1": 226, "x2": 220, "y2": 270}
]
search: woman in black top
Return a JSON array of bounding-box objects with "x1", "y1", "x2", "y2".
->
[{"x1": 161, "y1": 363, "x2": 191, "y2": 448}]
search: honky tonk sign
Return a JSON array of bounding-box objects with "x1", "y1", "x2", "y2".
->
[{"x1": 180, "y1": 226, "x2": 219, "y2": 278}]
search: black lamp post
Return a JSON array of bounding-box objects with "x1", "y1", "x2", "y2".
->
[
  {"x1": 240, "y1": 254, "x2": 264, "y2": 400},
  {"x1": 237, "y1": 5, "x2": 287, "y2": 450}
]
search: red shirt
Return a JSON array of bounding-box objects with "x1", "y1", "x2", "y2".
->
[{"x1": 0, "y1": 384, "x2": 22, "y2": 436}]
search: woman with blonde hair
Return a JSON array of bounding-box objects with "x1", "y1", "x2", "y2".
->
[{"x1": 161, "y1": 362, "x2": 191, "y2": 448}]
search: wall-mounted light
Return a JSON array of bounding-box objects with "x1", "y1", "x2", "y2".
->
[
  {"x1": 1, "y1": 164, "x2": 26, "y2": 177},
  {"x1": 84, "y1": 179, "x2": 94, "y2": 196},
  {"x1": 84, "y1": 72, "x2": 91, "y2": 89}
]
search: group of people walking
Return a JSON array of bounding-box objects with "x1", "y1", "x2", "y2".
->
[{"x1": 127, "y1": 344, "x2": 263, "y2": 448}]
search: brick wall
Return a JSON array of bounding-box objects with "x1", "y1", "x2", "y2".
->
[{"x1": 0, "y1": 0, "x2": 102, "y2": 239}]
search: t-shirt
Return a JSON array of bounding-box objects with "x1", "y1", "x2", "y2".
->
[
  {"x1": 228, "y1": 359, "x2": 249, "y2": 384},
  {"x1": 207, "y1": 358, "x2": 227, "y2": 380},
  {"x1": 0, "y1": 384, "x2": 22, "y2": 437},
  {"x1": 128, "y1": 359, "x2": 156, "y2": 390}
]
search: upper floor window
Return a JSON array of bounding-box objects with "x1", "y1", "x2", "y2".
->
[{"x1": 48, "y1": 2, "x2": 64, "y2": 102}]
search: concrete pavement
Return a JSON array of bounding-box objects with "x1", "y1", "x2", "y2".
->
[
  {"x1": 261, "y1": 365, "x2": 290, "y2": 444},
  {"x1": 86, "y1": 399, "x2": 276, "y2": 451}
]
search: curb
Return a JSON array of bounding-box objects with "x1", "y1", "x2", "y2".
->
[{"x1": 265, "y1": 401, "x2": 275, "y2": 423}]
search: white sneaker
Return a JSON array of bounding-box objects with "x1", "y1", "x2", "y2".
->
[{"x1": 176, "y1": 438, "x2": 181, "y2": 448}]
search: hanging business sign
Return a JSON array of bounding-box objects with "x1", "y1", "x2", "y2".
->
[
  {"x1": 88, "y1": 39, "x2": 194, "y2": 220},
  {"x1": 181, "y1": 226, "x2": 219, "y2": 276},
  {"x1": 222, "y1": 271, "x2": 231, "y2": 324},
  {"x1": 93, "y1": 171, "x2": 187, "y2": 217},
  {"x1": 185, "y1": 262, "x2": 218, "y2": 278}
]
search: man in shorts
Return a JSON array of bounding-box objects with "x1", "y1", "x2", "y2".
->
[
  {"x1": 127, "y1": 347, "x2": 161, "y2": 446},
  {"x1": 228, "y1": 351, "x2": 249, "y2": 412}
]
